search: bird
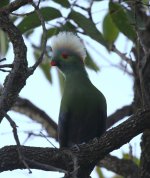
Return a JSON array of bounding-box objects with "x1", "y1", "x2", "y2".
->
[{"x1": 50, "y1": 31, "x2": 107, "y2": 178}]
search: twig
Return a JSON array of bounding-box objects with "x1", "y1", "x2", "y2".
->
[
  {"x1": 5, "y1": 114, "x2": 20, "y2": 146},
  {"x1": 28, "y1": 1, "x2": 47, "y2": 74},
  {"x1": 40, "y1": 132, "x2": 57, "y2": 148},
  {"x1": 85, "y1": 39, "x2": 133, "y2": 75},
  {"x1": 24, "y1": 158, "x2": 68, "y2": 174},
  {"x1": 37, "y1": 0, "x2": 42, "y2": 7},
  {"x1": 5, "y1": 114, "x2": 32, "y2": 173},
  {"x1": 98, "y1": 154, "x2": 139, "y2": 178},
  {"x1": 22, "y1": 131, "x2": 34, "y2": 145},
  {"x1": 0, "y1": 64, "x2": 13, "y2": 72},
  {"x1": 12, "y1": 97, "x2": 58, "y2": 140},
  {"x1": 0, "y1": 58, "x2": 6, "y2": 63},
  {"x1": 0, "y1": 64, "x2": 13, "y2": 68},
  {"x1": 111, "y1": 45, "x2": 133, "y2": 66},
  {"x1": 87, "y1": 0, "x2": 94, "y2": 21},
  {"x1": 22, "y1": 131, "x2": 50, "y2": 145},
  {"x1": 73, "y1": 4, "x2": 88, "y2": 11},
  {"x1": 107, "y1": 104, "x2": 133, "y2": 129},
  {"x1": 0, "y1": 69, "x2": 10, "y2": 72}
]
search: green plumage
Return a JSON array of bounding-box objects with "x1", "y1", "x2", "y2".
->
[
  {"x1": 59, "y1": 69, "x2": 106, "y2": 147},
  {"x1": 50, "y1": 32, "x2": 107, "y2": 178}
]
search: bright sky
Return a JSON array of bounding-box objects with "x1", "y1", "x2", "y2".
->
[{"x1": 0, "y1": 1, "x2": 141, "y2": 178}]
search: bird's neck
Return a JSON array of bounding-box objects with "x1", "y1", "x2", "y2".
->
[{"x1": 65, "y1": 67, "x2": 91, "y2": 86}]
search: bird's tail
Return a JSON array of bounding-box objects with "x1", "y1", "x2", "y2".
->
[{"x1": 76, "y1": 162, "x2": 95, "y2": 178}]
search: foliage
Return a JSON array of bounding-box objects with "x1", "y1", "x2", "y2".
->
[
  {"x1": 0, "y1": 0, "x2": 150, "y2": 177},
  {"x1": 0, "y1": 0, "x2": 140, "y2": 88}
]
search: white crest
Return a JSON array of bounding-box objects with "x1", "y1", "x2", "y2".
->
[{"x1": 51, "y1": 32, "x2": 86, "y2": 60}]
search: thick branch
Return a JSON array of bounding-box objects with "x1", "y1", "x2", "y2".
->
[
  {"x1": 0, "y1": 0, "x2": 47, "y2": 124},
  {"x1": 0, "y1": 109, "x2": 150, "y2": 173},
  {"x1": 12, "y1": 97, "x2": 58, "y2": 140},
  {"x1": 13, "y1": 99, "x2": 133, "y2": 138},
  {"x1": 73, "y1": 109, "x2": 150, "y2": 167},
  {"x1": 0, "y1": 146, "x2": 67, "y2": 172},
  {"x1": 99, "y1": 155, "x2": 138, "y2": 178},
  {"x1": 107, "y1": 104, "x2": 133, "y2": 128},
  {"x1": 0, "y1": 0, "x2": 31, "y2": 13},
  {"x1": 133, "y1": 3, "x2": 150, "y2": 177},
  {"x1": 0, "y1": 13, "x2": 28, "y2": 123}
]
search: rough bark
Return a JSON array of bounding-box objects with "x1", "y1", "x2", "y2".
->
[
  {"x1": 134, "y1": 3, "x2": 150, "y2": 177},
  {"x1": 13, "y1": 97, "x2": 58, "y2": 140},
  {"x1": 0, "y1": 4, "x2": 29, "y2": 123},
  {"x1": 99, "y1": 155, "x2": 138, "y2": 178},
  {"x1": 107, "y1": 104, "x2": 133, "y2": 128},
  {"x1": 1, "y1": 1, "x2": 150, "y2": 177},
  {"x1": 0, "y1": 109, "x2": 150, "y2": 175}
]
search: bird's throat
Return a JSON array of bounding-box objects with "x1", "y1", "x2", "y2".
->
[{"x1": 65, "y1": 69, "x2": 90, "y2": 87}]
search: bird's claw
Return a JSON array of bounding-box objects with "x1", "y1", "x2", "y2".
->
[
  {"x1": 93, "y1": 137, "x2": 99, "y2": 144},
  {"x1": 71, "y1": 144, "x2": 80, "y2": 152}
]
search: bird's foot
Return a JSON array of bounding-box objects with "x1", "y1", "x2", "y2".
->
[
  {"x1": 63, "y1": 166, "x2": 80, "y2": 178},
  {"x1": 71, "y1": 144, "x2": 80, "y2": 152},
  {"x1": 71, "y1": 142, "x2": 86, "y2": 152},
  {"x1": 93, "y1": 137, "x2": 99, "y2": 144}
]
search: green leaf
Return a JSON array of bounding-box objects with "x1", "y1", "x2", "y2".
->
[
  {"x1": 123, "y1": 153, "x2": 140, "y2": 166},
  {"x1": 0, "y1": 0, "x2": 9, "y2": 8},
  {"x1": 85, "y1": 51, "x2": 100, "y2": 72},
  {"x1": 46, "y1": 28, "x2": 58, "y2": 39},
  {"x1": 96, "y1": 166, "x2": 105, "y2": 178},
  {"x1": 126, "y1": 9, "x2": 145, "y2": 30},
  {"x1": 122, "y1": 153, "x2": 130, "y2": 159},
  {"x1": 142, "y1": 0, "x2": 149, "y2": 3},
  {"x1": 34, "y1": 50, "x2": 52, "y2": 83},
  {"x1": 24, "y1": 29, "x2": 34, "y2": 38},
  {"x1": 45, "y1": 22, "x2": 76, "y2": 40},
  {"x1": 109, "y1": 2, "x2": 136, "y2": 41},
  {"x1": 0, "y1": 30, "x2": 9, "y2": 57},
  {"x1": 103, "y1": 13, "x2": 119, "y2": 46},
  {"x1": 69, "y1": 11, "x2": 108, "y2": 48},
  {"x1": 59, "y1": 21, "x2": 76, "y2": 32},
  {"x1": 133, "y1": 156, "x2": 140, "y2": 166},
  {"x1": 18, "y1": 7, "x2": 62, "y2": 33},
  {"x1": 52, "y1": 0, "x2": 70, "y2": 8}
]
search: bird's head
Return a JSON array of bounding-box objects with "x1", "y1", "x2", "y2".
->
[{"x1": 50, "y1": 32, "x2": 86, "y2": 74}]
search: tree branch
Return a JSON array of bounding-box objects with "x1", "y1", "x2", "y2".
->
[
  {"x1": 28, "y1": 1, "x2": 47, "y2": 74},
  {"x1": 12, "y1": 97, "x2": 58, "y2": 140},
  {"x1": 5, "y1": 113, "x2": 32, "y2": 173},
  {"x1": 11, "y1": 98, "x2": 138, "y2": 176},
  {"x1": 111, "y1": 45, "x2": 133, "y2": 67},
  {"x1": 0, "y1": 109, "x2": 149, "y2": 174},
  {"x1": 98, "y1": 155, "x2": 139, "y2": 178},
  {"x1": 0, "y1": 12, "x2": 28, "y2": 123},
  {"x1": 0, "y1": 1, "x2": 47, "y2": 124},
  {"x1": 0, "y1": 0, "x2": 31, "y2": 13},
  {"x1": 13, "y1": 99, "x2": 133, "y2": 140},
  {"x1": 107, "y1": 104, "x2": 134, "y2": 128}
]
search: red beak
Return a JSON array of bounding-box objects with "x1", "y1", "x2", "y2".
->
[{"x1": 50, "y1": 60, "x2": 57, "y2": 66}]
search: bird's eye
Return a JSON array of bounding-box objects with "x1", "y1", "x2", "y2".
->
[{"x1": 61, "y1": 52, "x2": 69, "y2": 59}]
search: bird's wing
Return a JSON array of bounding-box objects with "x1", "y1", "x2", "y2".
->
[
  {"x1": 98, "y1": 107, "x2": 107, "y2": 136},
  {"x1": 58, "y1": 112, "x2": 70, "y2": 148}
]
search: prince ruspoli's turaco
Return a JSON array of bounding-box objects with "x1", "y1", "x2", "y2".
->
[{"x1": 50, "y1": 31, "x2": 107, "y2": 178}]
